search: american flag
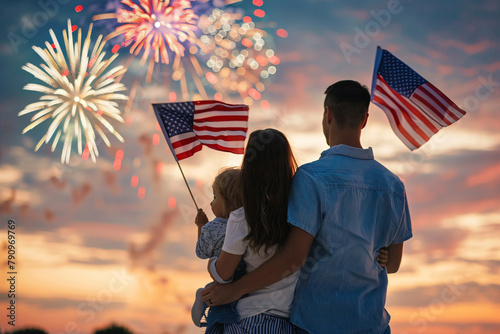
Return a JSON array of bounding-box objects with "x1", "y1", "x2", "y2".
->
[
  {"x1": 371, "y1": 47, "x2": 466, "y2": 150},
  {"x1": 153, "y1": 100, "x2": 249, "y2": 161}
]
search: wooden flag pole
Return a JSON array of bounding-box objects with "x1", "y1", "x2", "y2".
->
[
  {"x1": 176, "y1": 160, "x2": 199, "y2": 210},
  {"x1": 153, "y1": 103, "x2": 199, "y2": 211}
]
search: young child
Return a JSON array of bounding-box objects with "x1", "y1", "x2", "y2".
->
[{"x1": 191, "y1": 167, "x2": 244, "y2": 328}]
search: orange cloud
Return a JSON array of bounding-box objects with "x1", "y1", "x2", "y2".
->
[
  {"x1": 65, "y1": 222, "x2": 138, "y2": 242},
  {"x1": 0, "y1": 188, "x2": 15, "y2": 214}
]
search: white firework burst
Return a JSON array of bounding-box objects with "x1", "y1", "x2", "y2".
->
[{"x1": 19, "y1": 19, "x2": 128, "y2": 164}]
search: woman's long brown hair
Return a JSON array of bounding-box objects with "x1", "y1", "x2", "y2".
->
[{"x1": 240, "y1": 129, "x2": 298, "y2": 254}]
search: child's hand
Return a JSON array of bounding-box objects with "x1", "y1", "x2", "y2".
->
[
  {"x1": 377, "y1": 247, "x2": 389, "y2": 268},
  {"x1": 195, "y1": 209, "x2": 209, "y2": 227}
]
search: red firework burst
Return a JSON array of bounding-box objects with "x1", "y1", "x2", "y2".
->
[{"x1": 111, "y1": 0, "x2": 198, "y2": 64}]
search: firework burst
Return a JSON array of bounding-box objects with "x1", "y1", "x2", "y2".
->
[
  {"x1": 92, "y1": 1, "x2": 278, "y2": 106},
  {"x1": 94, "y1": 0, "x2": 199, "y2": 65},
  {"x1": 197, "y1": 8, "x2": 279, "y2": 105},
  {"x1": 19, "y1": 19, "x2": 128, "y2": 164}
]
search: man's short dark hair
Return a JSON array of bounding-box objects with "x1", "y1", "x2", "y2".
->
[{"x1": 324, "y1": 80, "x2": 370, "y2": 128}]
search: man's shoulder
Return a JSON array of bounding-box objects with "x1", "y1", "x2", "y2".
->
[
  {"x1": 372, "y1": 159, "x2": 404, "y2": 182},
  {"x1": 294, "y1": 161, "x2": 323, "y2": 184},
  {"x1": 371, "y1": 159, "x2": 406, "y2": 195},
  {"x1": 296, "y1": 155, "x2": 406, "y2": 193},
  {"x1": 296, "y1": 158, "x2": 328, "y2": 173}
]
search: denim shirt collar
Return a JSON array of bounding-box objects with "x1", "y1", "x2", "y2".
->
[{"x1": 320, "y1": 144, "x2": 374, "y2": 160}]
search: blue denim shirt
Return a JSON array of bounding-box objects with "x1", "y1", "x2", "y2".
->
[{"x1": 288, "y1": 145, "x2": 412, "y2": 334}]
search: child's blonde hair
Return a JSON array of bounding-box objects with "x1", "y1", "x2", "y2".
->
[{"x1": 212, "y1": 167, "x2": 241, "y2": 216}]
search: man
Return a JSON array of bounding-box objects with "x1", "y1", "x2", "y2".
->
[{"x1": 202, "y1": 80, "x2": 412, "y2": 333}]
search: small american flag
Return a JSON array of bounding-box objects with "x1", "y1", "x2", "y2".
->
[
  {"x1": 371, "y1": 46, "x2": 466, "y2": 150},
  {"x1": 153, "y1": 100, "x2": 249, "y2": 161}
]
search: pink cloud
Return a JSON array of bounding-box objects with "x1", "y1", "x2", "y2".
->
[
  {"x1": 401, "y1": 149, "x2": 500, "y2": 229},
  {"x1": 336, "y1": 8, "x2": 371, "y2": 21},
  {"x1": 44, "y1": 208, "x2": 55, "y2": 222},
  {"x1": 451, "y1": 40, "x2": 495, "y2": 55},
  {"x1": 485, "y1": 61, "x2": 500, "y2": 73},
  {"x1": 129, "y1": 210, "x2": 178, "y2": 265},
  {"x1": 410, "y1": 193, "x2": 499, "y2": 229},
  {"x1": 268, "y1": 66, "x2": 317, "y2": 110},
  {"x1": 435, "y1": 64, "x2": 454, "y2": 76},
  {"x1": 430, "y1": 36, "x2": 498, "y2": 55},
  {"x1": 139, "y1": 134, "x2": 154, "y2": 156},
  {"x1": 49, "y1": 175, "x2": 67, "y2": 189},
  {"x1": 406, "y1": 53, "x2": 433, "y2": 71},
  {"x1": 278, "y1": 50, "x2": 306, "y2": 63},
  {"x1": 381, "y1": 43, "x2": 404, "y2": 56},
  {"x1": 103, "y1": 170, "x2": 121, "y2": 193},
  {"x1": 72, "y1": 182, "x2": 92, "y2": 206},
  {"x1": 410, "y1": 227, "x2": 469, "y2": 258},
  {"x1": 466, "y1": 162, "x2": 500, "y2": 187}
]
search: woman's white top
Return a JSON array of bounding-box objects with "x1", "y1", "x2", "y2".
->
[{"x1": 222, "y1": 207, "x2": 300, "y2": 319}]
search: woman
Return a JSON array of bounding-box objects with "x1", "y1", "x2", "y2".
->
[{"x1": 206, "y1": 128, "x2": 299, "y2": 333}]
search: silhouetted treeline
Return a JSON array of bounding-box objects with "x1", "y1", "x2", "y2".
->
[
  {"x1": 94, "y1": 324, "x2": 134, "y2": 334},
  {"x1": 3, "y1": 324, "x2": 135, "y2": 334},
  {"x1": 4, "y1": 328, "x2": 48, "y2": 334}
]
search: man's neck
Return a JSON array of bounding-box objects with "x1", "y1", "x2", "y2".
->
[{"x1": 328, "y1": 130, "x2": 363, "y2": 149}]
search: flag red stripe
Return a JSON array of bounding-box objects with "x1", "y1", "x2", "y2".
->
[
  {"x1": 196, "y1": 134, "x2": 247, "y2": 142},
  {"x1": 371, "y1": 48, "x2": 466, "y2": 151},
  {"x1": 426, "y1": 83, "x2": 466, "y2": 116},
  {"x1": 420, "y1": 86, "x2": 459, "y2": 122},
  {"x1": 412, "y1": 93, "x2": 453, "y2": 126},
  {"x1": 377, "y1": 78, "x2": 431, "y2": 141},
  {"x1": 175, "y1": 144, "x2": 202, "y2": 160},
  {"x1": 391, "y1": 93, "x2": 436, "y2": 137},
  {"x1": 195, "y1": 105, "x2": 248, "y2": 114},
  {"x1": 377, "y1": 77, "x2": 439, "y2": 135},
  {"x1": 154, "y1": 100, "x2": 248, "y2": 161},
  {"x1": 194, "y1": 100, "x2": 249, "y2": 108},
  {"x1": 373, "y1": 93, "x2": 422, "y2": 149},
  {"x1": 193, "y1": 125, "x2": 248, "y2": 132},
  {"x1": 194, "y1": 115, "x2": 249, "y2": 123},
  {"x1": 204, "y1": 143, "x2": 244, "y2": 154},
  {"x1": 424, "y1": 83, "x2": 466, "y2": 116},
  {"x1": 194, "y1": 100, "x2": 238, "y2": 106},
  {"x1": 195, "y1": 106, "x2": 249, "y2": 113},
  {"x1": 171, "y1": 136, "x2": 198, "y2": 149}
]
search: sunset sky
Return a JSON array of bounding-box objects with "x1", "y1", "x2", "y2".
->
[{"x1": 1, "y1": 0, "x2": 499, "y2": 333}]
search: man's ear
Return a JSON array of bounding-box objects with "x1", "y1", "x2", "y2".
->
[
  {"x1": 325, "y1": 106, "x2": 333, "y2": 124},
  {"x1": 361, "y1": 113, "x2": 369, "y2": 129}
]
